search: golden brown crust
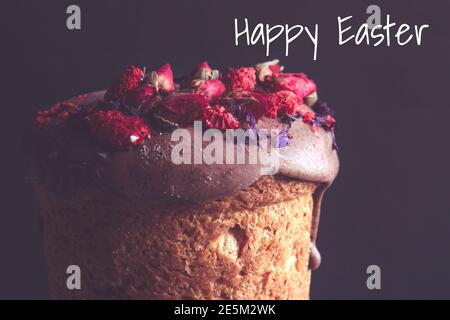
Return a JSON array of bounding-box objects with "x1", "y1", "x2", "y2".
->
[{"x1": 36, "y1": 175, "x2": 317, "y2": 299}]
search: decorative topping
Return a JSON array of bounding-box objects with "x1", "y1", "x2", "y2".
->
[
  {"x1": 191, "y1": 79, "x2": 226, "y2": 102},
  {"x1": 158, "y1": 93, "x2": 209, "y2": 127},
  {"x1": 225, "y1": 90, "x2": 275, "y2": 120},
  {"x1": 203, "y1": 105, "x2": 240, "y2": 130},
  {"x1": 224, "y1": 67, "x2": 257, "y2": 91},
  {"x1": 276, "y1": 128, "x2": 291, "y2": 148},
  {"x1": 301, "y1": 111, "x2": 315, "y2": 124},
  {"x1": 104, "y1": 65, "x2": 144, "y2": 102},
  {"x1": 266, "y1": 72, "x2": 316, "y2": 99},
  {"x1": 325, "y1": 115, "x2": 335, "y2": 128},
  {"x1": 255, "y1": 59, "x2": 283, "y2": 82},
  {"x1": 35, "y1": 101, "x2": 79, "y2": 128},
  {"x1": 124, "y1": 85, "x2": 159, "y2": 114},
  {"x1": 270, "y1": 90, "x2": 302, "y2": 117},
  {"x1": 190, "y1": 61, "x2": 220, "y2": 80},
  {"x1": 148, "y1": 63, "x2": 175, "y2": 93},
  {"x1": 34, "y1": 59, "x2": 337, "y2": 151},
  {"x1": 85, "y1": 110, "x2": 152, "y2": 150},
  {"x1": 304, "y1": 91, "x2": 318, "y2": 107}
]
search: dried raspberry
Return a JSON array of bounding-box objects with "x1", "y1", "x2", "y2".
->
[
  {"x1": 266, "y1": 73, "x2": 316, "y2": 99},
  {"x1": 85, "y1": 110, "x2": 151, "y2": 150},
  {"x1": 224, "y1": 67, "x2": 256, "y2": 91},
  {"x1": 326, "y1": 114, "x2": 336, "y2": 128},
  {"x1": 191, "y1": 79, "x2": 226, "y2": 102},
  {"x1": 203, "y1": 105, "x2": 240, "y2": 130},
  {"x1": 159, "y1": 93, "x2": 209, "y2": 127},
  {"x1": 125, "y1": 85, "x2": 159, "y2": 114},
  {"x1": 35, "y1": 101, "x2": 78, "y2": 128},
  {"x1": 104, "y1": 65, "x2": 144, "y2": 102},
  {"x1": 270, "y1": 90, "x2": 301, "y2": 117},
  {"x1": 302, "y1": 111, "x2": 315, "y2": 124},
  {"x1": 149, "y1": 63, "x2": 175, "y2": 93},
  {"x1": 264, "y1": 98, "x2": 278, "y2": 118},
  {"x1": 255, "y1": 59, "x2": 283, "y2": 82}
]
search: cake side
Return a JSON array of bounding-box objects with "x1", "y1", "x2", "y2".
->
[{"x1": 36, "y1": 175, "x2": 317, "y2": 299}]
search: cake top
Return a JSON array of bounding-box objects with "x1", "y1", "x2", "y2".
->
[
  {"x1": 28, "y1": 60, "x2": 339, "y2": 204},
  {"x1": 34, "y1": 60, "x2": 337, "y2": 150}
]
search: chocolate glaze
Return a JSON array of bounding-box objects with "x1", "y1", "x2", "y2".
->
[{"x1": 27, "y1": 90, "x2": 339, "y2": 270}]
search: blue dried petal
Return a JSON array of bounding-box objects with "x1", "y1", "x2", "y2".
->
[
  {"x1": 276, "y1": 129, "x2": 290, "y2": 148},
  {"x1": 246, "y1": 112, "x2": 257, "y2": 128}
]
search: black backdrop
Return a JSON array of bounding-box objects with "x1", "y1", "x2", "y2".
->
[{"x1": 1, "y1": 0, "x2": 449, "y2": 299}]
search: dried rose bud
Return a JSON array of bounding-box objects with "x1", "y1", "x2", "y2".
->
[
  {"x1": 149, "y1": 63, "x2": 175, "y2": 93},
  {"x1": 104, "y1": 65, "x2": 144, "y2": 102},
  {"x1": 125, "y1": 85, "x2": 159, "y2": 114},
  {"x1": 228, "y1": 90, "x2": 275, "y2": 120},
  {"x1": 266, "y1": 73, "x2": 316, "y2": 99},
  {"x1": 159, "y1": 93, "x2": 209, "y2": 127},
  {"x1": 190, "y1": 61, "x2": 220, "y2": 80},
  {"x1": 203, "y1": 105, "x2": 240, "y2": 130},
  {"x1": 224, "y1": 66, "x2": 257, "y2": 91},
  {"x1": 191, "y1": 79, "x2": 226, "y2": 102},
  {"x1": 255, "y1": 59, "x2": 283, "y2": 82}
]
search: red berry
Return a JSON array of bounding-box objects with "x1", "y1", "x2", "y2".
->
[
  {"x1": 302, "y1": 111, "x2": 315, "y2": 124},
  {"x1": 35, "y1": 101, "x2": 78, "y2": 128},
  {"x1": 326, "y1": 114, "x2": 336, "y2": 128},
  {"x1": 270, "y1": 90, "x2": 301, "y2": 117},
  {"x1": 85, "y1": 110, "x2": 152, "y2": 150},
  {"x1": 224, "y1": 67, "x2": 257, "y2": 91},
  {"x1": 203, "y1": 105, "x2": 240, "y2": 130},
  {"x1": 104, "y1": 65, "x2": 144, "y2": 102}
]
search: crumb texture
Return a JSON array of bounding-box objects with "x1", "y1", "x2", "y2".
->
[{"x1": 36, "y1": 176, "x2": 317, "y2": 300}]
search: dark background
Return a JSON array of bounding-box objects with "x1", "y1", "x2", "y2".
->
[{"x1": 1, "y1": 0, "x2": 449, "y2": 299}]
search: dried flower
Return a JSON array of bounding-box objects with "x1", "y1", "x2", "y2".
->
[
  {"x1": 266, "y1": 72, "x2": 316, "y2": 99},
  {"x1": 203, "y1": 105, "x2": 240, "y2": 130},
  {"x1": 255, "y1": 59, "x2": 283, "y2": 82},
  {"x1": 148, "y1": 63, "x2": 175, "y2": 93},
  {"x1": 104, "y1": 65, "x2": 144, "y2": 102},
  {"x1": 191, "y1": 79, "x2": 226, "y2": 102},
  {"x1": 159, "y1": 93, "x2": 209, "y2": 127}
]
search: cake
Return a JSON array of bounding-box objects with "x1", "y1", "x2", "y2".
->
[{"x1": 26, "y1": 60, "x2": 339, "y2": 299}]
